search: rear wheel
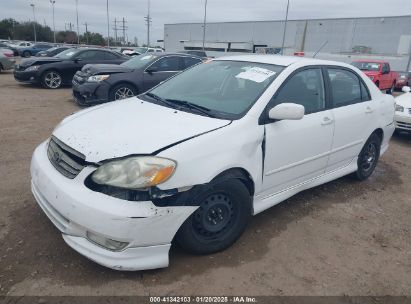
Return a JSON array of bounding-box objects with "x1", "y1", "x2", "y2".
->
[
  {"x1": 42, "y1": 70, "x2": 62, "y2": 89},
  {"x1": 23, "y1": 51, "x2": 31, "y2": 58},
  {"x1": 109, "y1": 83, "x2": 137, "y2": 101},
  {"x1": 176, "y1": 179, "x2": 252, "y2": 254},
  {"x1": 353, "y1": 133, "x2": 381, "y2": 180}
]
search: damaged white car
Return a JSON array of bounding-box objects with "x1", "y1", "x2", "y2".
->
[{"x1": 31, "y1": 55, "x2": 395, "y2": 270}]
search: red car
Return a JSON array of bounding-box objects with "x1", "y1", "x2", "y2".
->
[
  {"x1": 351, "y1": 60, "x2": 398, "y2": 94},
  {"x1": 395, "y1": 71, "x2": 411, "y2": 89}
]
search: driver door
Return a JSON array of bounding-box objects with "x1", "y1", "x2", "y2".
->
[{"x1": 260, "y1": 67, "x2": 335, "y2": 197}]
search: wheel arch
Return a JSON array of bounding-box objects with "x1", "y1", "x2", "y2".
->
[
  {"x1": 373, "y1": 128, "x2": 384, "y2": 143},
  {"x1": 211, "y1": 167, "x2": 255, "y2": 197},
  {"x1": 110, "y1": 81, "x2": 139, "y2": 94}
]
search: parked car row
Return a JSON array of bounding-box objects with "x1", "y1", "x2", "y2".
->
[{"x1": 29, "y1": 54, "x2": 397, "y2": 271}]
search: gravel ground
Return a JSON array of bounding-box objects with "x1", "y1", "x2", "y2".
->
[{"x1": 0, "y1": 69, "x2": 410, "y2": 296}]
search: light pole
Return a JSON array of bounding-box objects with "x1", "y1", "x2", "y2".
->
[
  {"x1": 106, "y1": 0, "x2": 110, "y2": 47},
  {"x1": 202, "y1": 0, "x2": 208, "y2": 51},
  {"x1": 30, "y1": 3, "x2": 37, "y2": 43},
  {"x1": 50, "y1": 0, "x2": 56, "y2": 43},
  {"x1": 75, "y1": 0, "x2": 80, "y2": 44},
  {"x1": 280, "y1": 0, "x2": 290, "y2": 55}
]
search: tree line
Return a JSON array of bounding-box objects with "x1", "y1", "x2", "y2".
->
[{"x1": 0, "y1": 18, "x2": 113, "y2": 46}]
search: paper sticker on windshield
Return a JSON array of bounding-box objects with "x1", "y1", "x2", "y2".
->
[
  {"x1": 65, "y1": 51, "x2": 75, "y2": 56},
  {"x1": 236, "y1": 67, "x2": 276, "y2": 83}
]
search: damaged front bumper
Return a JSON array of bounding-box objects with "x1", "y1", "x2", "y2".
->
[{"x1": 30, "y1": 141, "x2": 197, "y2": 271}]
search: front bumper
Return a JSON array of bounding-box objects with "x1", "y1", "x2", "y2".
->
[
  {"x1": 72, "y1": 81, "x2": 110, "y2": 106},
  {"x1": 30, "y1": 141, "x2": 197, "y2": 271},
  {"x1": 394, "y1": 113, "x2": 411, "y2": 131},
  {"x1": 14, "y1": 69, "x2": 40, "y2": 83}
]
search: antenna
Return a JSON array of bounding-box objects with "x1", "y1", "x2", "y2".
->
[{"x1": 313, "y1": 41, "x2": 328, "y2": 58}]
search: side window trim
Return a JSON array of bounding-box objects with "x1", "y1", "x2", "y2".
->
[
  {"x1": 258, "y1": 65, "x2": 328, "y2": 125},
  {"x1": 324, "y1": 65, "x2": 371, "y2": 109}
]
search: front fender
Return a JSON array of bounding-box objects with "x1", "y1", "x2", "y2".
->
[{"x1": 156, "y1": 118, "x2": 264, "y2": 193}]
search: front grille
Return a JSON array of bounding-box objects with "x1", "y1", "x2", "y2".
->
[
  {"x1": 396, "y1": 121, "x2": 411, "y2": 130},
  {"x1": 47, "y1": 136, "x2": 86, "y2": 179}
]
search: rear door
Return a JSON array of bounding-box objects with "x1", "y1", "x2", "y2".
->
[
  {"x1": 325, "y1": 67, "x2": 377, "y2": 172},
  {"x1": 142, "y1": 56, "x2": 183, "y2": 91},
  {"x1": 104, "y1": 51, "x2": 126, "y2": 64}
]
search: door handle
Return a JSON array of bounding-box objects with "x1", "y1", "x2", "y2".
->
[
  {"x1": 321, "y1": 116, "x2": 334, "y2": 125},
  {"x1": 365, "y1": 106, "x2": 374, "y2": 113}
]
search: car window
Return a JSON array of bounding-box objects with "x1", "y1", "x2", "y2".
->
[
  {"x1": 77, "y1": 50, "x2": 106, "y2": 60},
  {"x1": 149, "y1": 56, "x2": 181, "y2": 72},
  {"x1": 104, "y1": 51, "x2": 119, "y2": 60},
  {"x1": 360, "y1": 81, "x2": 371, "y2": 101},
  {"x1": 183, "y1": 56, "x2": 202, "y2": 69},
  {"x1": 273, "y1": 68, "x2": 325, "y2": 114},
  {"x1": 328, "y1": 68, "x2": 363, "y2": 107}
]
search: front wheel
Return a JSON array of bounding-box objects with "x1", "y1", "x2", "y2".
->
[
  {"x1": 22, "y1": 51, "x2": 31, "y2": 58},
  {"x1": 42, "y1": 70, "x2": 62, "y2": 89},
  {"x1": 387, "y1": 82, "x2": 395, "y2": 95},
  {"x1": 353, "y1": 133, "x2": 381, "y2": 180},
  {"x1": 109, "y1": 83, "x2": 137, "y2": 101},
  {"x1": 176, "y1": 179, "x2": 252, "y2": 254}
]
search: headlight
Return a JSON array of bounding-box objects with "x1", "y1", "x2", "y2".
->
[
  {"x1": 87, "y1": 74, "x2": 110, "y2": 82},
  {"x1": 25, "y1": 65, "x2": 40, "y2": 71},
  {"x1": 91, "y1": 156, "x2": 176, "y2": 189},
  {"x1": 368, "y1": 76, "x2": 374, "y2": 81},
  {"x1": 395, "y1": 104, "x2": 404, "y2": 112}
]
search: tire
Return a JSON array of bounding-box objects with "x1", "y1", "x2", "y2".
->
[
  {"x1": 176, "y1": 179, "x2": 252, "y2": 255},
  {"x1": 375, "y1": 81, "x2": 380, "y2": 90},
  {"x1": 0, "y1": 63, "x2": 3, "y2": 73},
  {"x1": 352, "y1": 133, "x2": 381, "y2": 181},
  {"x1": 109, "y1": 83, "x2": 137, "y2": 101},
  {"x1": 41, "y1": 70, "x2": 63, "y2": 89},
  {"x1": 22, "y1": 51, "x2": 31, "y2": 58},
  {"x1": 387, "y1": 82, "x2": 395, "y2": 95}
]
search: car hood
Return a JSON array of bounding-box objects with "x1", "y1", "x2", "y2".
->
[
  {"x1": 82, "y1": 63, "x2": 134, "y2": 75},
  {"x1": 53, "y1": 97, "x2": 231, "y2": 163},
  {"x1": 20, "y1": 57, "x2": 64, "y2": 67},
  {"x1": 395, "y1": 92, "x2": 411, "y2": 108}
]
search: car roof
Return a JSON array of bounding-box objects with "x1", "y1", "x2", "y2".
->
[
  {"x1": 149, "y1": 52, "x2": 202, "y2": 58},
  {"x1": 352, "y1": 59, "x2": 386, "y2": 63},
  {"x1": 215, "y1": 54, "x2": 349, "y2": 67}
]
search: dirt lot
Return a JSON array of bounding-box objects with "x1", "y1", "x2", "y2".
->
[{"x1": 0, "y1": 69, "x2": 410, "y2": 296}]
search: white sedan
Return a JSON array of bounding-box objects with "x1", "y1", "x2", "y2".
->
[
  {"x1": 394, "y1": 86, "x2": 411, "y2": 132},
  {"x1": 30, "y1": 55, "x2": 395, "y2": 271}
]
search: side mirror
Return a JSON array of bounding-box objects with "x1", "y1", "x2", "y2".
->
[
  {"x1": 402, "y1": 86, "x2": 411, "y2": 93},
  {"x1": 145, "y1": 66, "x2": 158, "y2": 73},
  {"x1": 74, "y1": 58, "x2": 83, "y2": 63},
  {"x1": 268, "y1": 103, "x2": 305, "y2": 121}
]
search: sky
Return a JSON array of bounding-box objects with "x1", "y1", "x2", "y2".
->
[{"x1": 1, "y1": 0, "x2": 411, "y2": 45}]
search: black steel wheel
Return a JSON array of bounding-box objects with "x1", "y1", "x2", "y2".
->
[
  {"x1": 353, "y1": 133, "x2": 381, "y2": 180},
  {"x1": 176, "y1": 179, "x2": 252, "y2": 254}
]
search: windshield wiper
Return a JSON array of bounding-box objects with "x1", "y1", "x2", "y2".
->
[
  {"x1": 144, "y1": 92, "x2": 176, "y2": 108},
  {"x1": 165, "y1": 99, "x2": 216, "y2": 117}
]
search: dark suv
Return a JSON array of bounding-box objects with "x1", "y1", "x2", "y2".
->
[{"x1": 72, "y1": 53, "x2": 203, "y2": 106}]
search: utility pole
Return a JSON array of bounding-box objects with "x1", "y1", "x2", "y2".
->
[
  {"x1": 75, "y1": 0, "x2": 80, "y2": 44},
  {"x1": 202, "y1": 0, "x2": 208, "y2": 51},
  {"x1": 106, "y1": 0, "x2": 110, "y2": 47},
  {"x1": 280, "y1": 0, "x2": 290, "y2": 55},
  {"x1": 50, "y1": 0, "x2": 56, "y2": 43},
  {"x1": 30, "y1": 3, "x2": 37, "y2": 43},
  {"x1": 122, "y1": 17, "x2": 126, "y2": 46},
  {"x1": 144, "y1": 0, "x2": 151, "y2": 47},
  {"x1": 84, "y1": 22, "x2": 89, "y2": 44},
  {"x1": 113, "y1": 18, "x2": 118, "y2": 46}
]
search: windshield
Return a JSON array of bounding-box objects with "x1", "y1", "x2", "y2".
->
[
  {"x1": 54, "y1": 48, "x2": 80, "y2": 59},
  {"x1": 351, "y1": 61, "x2": 381, "y2": 71},
  {"x1": 121, "y1": 54, "x2": 157, "y2": 69},
  {"x1": 149, "y1": 60, "x2": 284, "y2": 119}
]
